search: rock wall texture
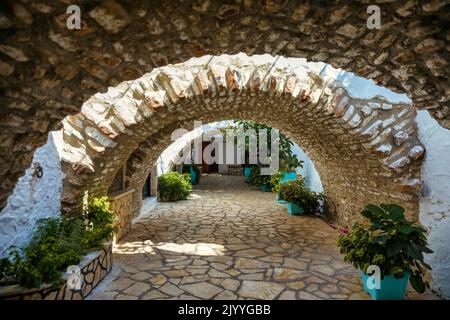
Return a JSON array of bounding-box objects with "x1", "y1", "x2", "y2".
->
[
  {"x1": 58, "y1": 55, "x2": 425, "y2": 225},
  {"x1": 1, "y1": 0, "x2": 449, "y2": 211}
]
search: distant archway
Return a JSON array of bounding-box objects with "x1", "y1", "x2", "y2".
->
[{"x1": 59, "y1": 55, "x2": 424, "y2": 224}]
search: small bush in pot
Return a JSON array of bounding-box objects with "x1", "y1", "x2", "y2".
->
[
  {"x1": 157, "y1": 172, "x2": 192, "y2": 202},
  {"x1": 247, "y1": 166, "x2": 272, "y2": 191},
  {"x1": 278, "y1": 180, "x2": 323, "y2": 215},
  {"x1": 82, "y1": 196, "x2": 118, "y2": 249},
  {"x1": 338, "y1": 204, "x2": 433, "y2": 299}
]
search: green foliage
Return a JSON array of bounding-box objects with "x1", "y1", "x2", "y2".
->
[
  {"x1": 269, "y1": 172, "x2": 284, "y2": 193},
  {"x1": 234, "y1": 120, "x2": 304, "y2": 172},
  {"x1": 278, "y1": 179, "x2": 324, "y2": 214},
  {"x1": 248, "y1": 166, "x2": 271, "y2": 188},
  {"x1": 82, "y1": 197, "x2": 117, "y2": 249},
  {"x1": 0, "y1": 197, "x2": 117, "y2": 288},
  {"x1": 158, "y1": 172, "x2": 192, "y2": 202},
  {"x1": 338, "y1": 204, "x2": 433, "y2": 294},
  {"x1": 0, "y1": 217, "x2": 85, "y2": 288}
]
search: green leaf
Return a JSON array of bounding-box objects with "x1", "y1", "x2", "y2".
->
[
  {"x1": 361, "y1": 210, "x2": 375, "y2": 220},
  {"x1": 371, "y1": 235, "x2": 390, "y2": 244},
  {"x1": 365, "y1": 204, "x2": 384, "y2": 217},
  {"x1": 409, "y1": 274, "x2": 426, "y2": 294},
  {"x1": 386, "y1": 239, "x2": 403, "y2": 257},
  {"x1": 406, "y1": 243, "x2": 423, "y2": 261},
  {"x1": 380, "y1": 204, "x2": 405, "y2": 220},
  {"x1": 397, "y1": 225, "x2": 415, "y2": 234}
]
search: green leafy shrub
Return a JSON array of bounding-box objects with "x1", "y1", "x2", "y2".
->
[
  {"x1": 0, "y1": 197, "x2": 117, "y2": 288},
  {"x1": 82, "y1": 196, "x2": 117, "y2": 249},
  {"x1": 278, "y1": 179, "x2": 324, "y2": 213},
  {"x1": 234, "y1": 120, "x2": 304, "y2": 173},
  {"x1": 0, "y1": 217, "x2": 86, "y2": 288},
  {"x1": 269, "y1": 172, "x2": 283, "y2": 193},
  {"x1": 158, "y1": 172, "x2": 192, "y2": 202},
  {"x1": 338, "y1": 204, "x2": 433, "y2": 293}
]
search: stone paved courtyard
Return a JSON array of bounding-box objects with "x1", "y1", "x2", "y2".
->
[{"x1": 89, "y1": 175, "x2": 437, "y2": 300}]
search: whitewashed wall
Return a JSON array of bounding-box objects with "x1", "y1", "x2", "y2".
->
[
  {"x1": 0, "y1": 132, "x2": 63, "y2": 257},
  {"x1": 416, "y1": 111, "x2": 450, "y2": 298}
]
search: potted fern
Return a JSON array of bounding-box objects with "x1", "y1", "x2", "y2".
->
[{"x1": 338, "y1": 204, "x2": 433, "y2": 300}]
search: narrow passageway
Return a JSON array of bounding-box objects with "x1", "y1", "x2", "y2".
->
[{"x1": 89, "y1": 175, "x2": 435, "y2": 300}]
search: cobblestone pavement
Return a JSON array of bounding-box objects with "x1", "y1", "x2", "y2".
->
[{"x1": 89, "y1": 175, "x2": 437, "y2": 300}]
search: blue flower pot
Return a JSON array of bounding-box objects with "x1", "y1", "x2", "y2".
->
[
  {"x1": 260, "y1": 184, "x2": 271, "y2": 192},
  {"x1": 361, "y1": 272, "x2": 409, "y2": 300},
  {"x1": 276, "y1": 194, "x2": 286, "y2": 204},
  {"x1": 281, "y1": 172, "x2": 297, "y2": 184},
  {"x1": 189, "y1": 168, "x2": 197, "y2": 185},
  {"x1": 244, "y1": 167, "x2": 252, "y2": 183},
  {"x1": 286, "y1": 202, "x2": 304, "y2": 215}
]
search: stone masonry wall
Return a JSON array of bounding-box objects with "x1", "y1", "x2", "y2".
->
[
  {"x1": 109, "y1": 189, "x2": 134, "y2": 240},
  {"x1": 0, "y1": 0, "x2": 449, "y2": 211},
  {"x1": 58, "y1": 55, "x2": 424, "y2": 225}
]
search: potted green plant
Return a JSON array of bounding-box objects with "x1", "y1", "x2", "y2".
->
[
  {"x1": 247, "y1": 166, "x2": 271, "y2": 192},
  {"x1": 181, "y1": 164, "x2": 201, "y2": 185},
  {"x1": 338, "y1": 204, "x2": 433, "y2": 300},
  {"x1": 270, "y1": 172, "x2": 284, "y2": 203},
  {"x1": 278, "y1": 180, "x2": 323, "y2": 215},
  {"x1": 258, "y1": 175, "x2": 272, "y2": 192}
]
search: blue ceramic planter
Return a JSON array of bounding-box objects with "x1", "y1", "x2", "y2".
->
[
  {"x1": 286, "y1": 202, "x2": 304, "y2": 215},
  {"x1": 361, "y1": 272, "x2": 409, "y2": 300},
  {"x1": 243, "y1": 167, "x2": 252, "y2": 177},
  {"x1": 281, "y1": 172, "x2": 297, "y2": 184},
  {"x1": 189, "y1": 167, "x2": 197, "y2": 185},
  {"x1": 260, "y1": 184, "x2": 271, "y2": 192},
  {"x1": 276, "y1": 194, "x2": 286, "y2": 204},
  {"x1": 244, "y1": 167, "x2": 252, "y2": 183}
]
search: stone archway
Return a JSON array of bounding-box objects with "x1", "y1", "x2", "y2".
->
[
  {"x1": 0, "y1": 0, "x2": 448, "y2": 211},
  {"x1": 58, "y1": 55, "x2": 424, "y2": 225}
]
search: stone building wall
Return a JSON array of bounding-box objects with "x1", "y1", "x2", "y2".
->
[
  {"x1": 0, "y1": 0, "x2": 449, "y2": 211},
  {"x1": 109, "y1": 189, "x2": 134, "y2": 240}
]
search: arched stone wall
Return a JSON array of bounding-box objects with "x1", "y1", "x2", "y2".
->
[
  {"x1": 0, "y1": 0, "x2": 449, "y2": 211},
  {"x1": 58, "y1": 55, "x2": 424, "y2": 225}
]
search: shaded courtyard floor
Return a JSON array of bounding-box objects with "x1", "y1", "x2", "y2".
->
[{"x1": 89, "y1": 175, "x2": 437, "y2": 300}]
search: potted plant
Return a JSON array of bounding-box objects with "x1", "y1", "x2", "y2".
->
[
  {"x1": 258, "y1": 174, "x2": 272, "y2": 192},
  {"x1": 270, "y1": 172, "x2": 285, "y2": 203},
  {"x1": 338, "y1": 204, "x2": 433, "y2": 300},
  {"x1": 277, "y1": 179, "x2": 305, "y2": 214},
  {"x1": 181, "y1": 164, "x2": 201, "y2": 185},
  {"x1": 246, "y1": 166, "x2": 271, "y2": 191},
  {"x1": 278, "y1": 180, "x2": 323, "y2": 215},
  {"x1": 243, "y1": 166, "x2": 252, "y2": 183}
]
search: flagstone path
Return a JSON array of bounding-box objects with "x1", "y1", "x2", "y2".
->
[{"x1": 88, "y1": 175, "x2": 437, "y2": 300}]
